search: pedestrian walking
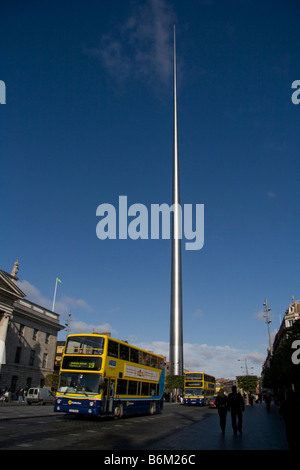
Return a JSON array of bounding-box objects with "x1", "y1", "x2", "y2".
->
[
  {"x1": 227, "y1": 385, "x2": 244, "y2": 435},
  {"x1": 4, "y1": 389, "x2": 11, "y2": 403},
  {"x1": 215, "y1": 389, "x2": 228, "y2": 434},
  {"x1": 264, "y1": 392, "x2": 271, "y2": 411},
  {"x1": 17, "y1": 389, "x2": 24, "y2": 403}
]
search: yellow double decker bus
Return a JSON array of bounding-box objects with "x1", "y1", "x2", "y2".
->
[
  {"x1": 183, "y1": 372, "x2": 215, "y2": 405},
  {"x1": 54, "y1": 333, "x2": 165, "y2": 418}
]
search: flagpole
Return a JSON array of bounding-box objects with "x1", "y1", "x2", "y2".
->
[
  {"x1": 52, "y1": 278, "x2": 58, "y2": 312},
  {"x1": 52, "y1": 278, "x2": 62, "y2": 311}
]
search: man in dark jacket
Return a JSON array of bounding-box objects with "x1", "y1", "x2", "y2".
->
[{"x1": 227, "y1": 385, "x2": 245, "y2": 434}]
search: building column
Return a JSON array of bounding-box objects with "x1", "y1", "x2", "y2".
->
[{"x1": 0, "y1": 312, "x2": 13, "y2": 371}]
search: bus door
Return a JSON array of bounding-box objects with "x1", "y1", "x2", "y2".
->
[
  {"x1": 101, "y1": 379, "x2": 108, "y2": 413},
  {"x1": 108, "y1": 379, "x2": 115, "y2": 413}
]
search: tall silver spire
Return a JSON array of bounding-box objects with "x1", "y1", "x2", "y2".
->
[{"x1": 169, "y1": 26, "x2": 183, "y2": 376}]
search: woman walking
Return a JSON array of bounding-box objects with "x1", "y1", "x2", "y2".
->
[{"x1": 215, "y1": 389, "x2": 228, "y2": 434}]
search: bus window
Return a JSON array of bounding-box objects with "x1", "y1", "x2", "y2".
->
[
  {"x1": 108, "y1": 340, "x2": 119, "y2": 358},
  {"x1": 130, "y1": 348, "x2": 139, "y2": 364},
  {"x1": 142, "y1": 353, "x2": 150, "y2": 366},
  {"x1": 116, "y1": 379, "x2": 127, "y2": 395},
  {"x1": 120, "y1": 344, "x2": 129, "y2": 360},
  {"x1": 65, "y1": 336, "x2": 104, "y2": 355},
  {"x1": 150, "y1": 355, "x2": 158, "y2": 368},
  {"x1": 141, "y1": 382, "x2": 150, "y2": 396},
  {"x1": 128, "y1": 381, "x2": 138, "y2": 395},
  {"x1": 138, "y1": 351, "x2": 143, "y2": 365},
  {"x1": 158, "y1": 358, "x2": 165, "y2": 370}
]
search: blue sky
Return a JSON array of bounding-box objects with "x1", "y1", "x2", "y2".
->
[{"x1": 1, "y1": 0, "x2": 300, "y2": 379}]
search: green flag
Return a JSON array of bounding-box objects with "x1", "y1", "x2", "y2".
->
[{"x1": 57, "y1": 278, "x2": 62, "y2": 284}]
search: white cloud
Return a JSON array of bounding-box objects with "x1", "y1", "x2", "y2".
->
[
  {"x1": 18, "y1": 280, "x2": 114, "y2": 340},
  {"x1": 17, "y1": 280, "x2": 93, "y2": 316},
  {"x1": 135, "y1": 340, "x2": 169, "y2": 359},
  {"x1": 135, "y1": 340, "x2": 265, "y2": 379},
  {"x1": 17, "y1": 280, "x2": 52, "y2": 310},
  {"x1": 71, "y1": 321, "x2": 118, "y2": 337},
  {"x1": 84, "y1": 0, "x2": 176, "y2": 86}
]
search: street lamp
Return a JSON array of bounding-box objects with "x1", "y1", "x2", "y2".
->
[
  {"x1": 237, "y1": 358, "x2": 254, "y2": 405},
  {"x1": 65, "y1": 310, "x2": 72, "y2": 336},
  {"x1": 238, "y1": 357, "x2": 254, "y2": 375},
  {"x1": 263, "y1": 298, "x2": 273, "y2": 356}
]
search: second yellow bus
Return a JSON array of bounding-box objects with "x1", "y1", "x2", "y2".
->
[{"x1": 183, "y1": 372, "x2": 215, "y2": 405}]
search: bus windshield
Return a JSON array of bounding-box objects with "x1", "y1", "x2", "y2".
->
[
  {"x1": 184, "y1": 388, "x2": 204, "y2": 397},
  {"x1": 185, "y1": 373, "x2": 203, "y2": 380},
  {"x1": 65, "y1": 336, "x2": 104, "y2": 355},
  {"x1": 58, "y1": 372, "x2": 103, "y2": 395}
]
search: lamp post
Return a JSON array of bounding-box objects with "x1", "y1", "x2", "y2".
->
[
  {"x1": 263, "y1": 298, "x2": 273, "y2": 356},
  {"x1": 238, "y1": 357, "x2": 249, "y2": 375},
  {"x1": 65, "y1": 310, "x2": 72, "y2": 336},
  {"x1": 237, "y1": 357, "x2": 254, "y2": 405}
]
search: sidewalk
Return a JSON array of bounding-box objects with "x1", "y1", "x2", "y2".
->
[
  {"x1": 147, "y1": 403, "x2": 289, "y2": 450},
  {"x1": 0, "y1": 401, "x2": 56, "y2": 421}
]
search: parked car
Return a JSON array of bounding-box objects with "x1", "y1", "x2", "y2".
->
[
  {"x1": 209, "y1": 396, "x2": 217, "y2": 408},
  {"x1": 26, "y1": 387, "x2": 55, "y2": 405}
]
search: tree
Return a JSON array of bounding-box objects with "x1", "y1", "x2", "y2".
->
[
  {"x1": 237, "y1": 375, "x2": 258, "y2": 393},
  {"x1": 45, "y1": 372, "x2": 59, "y2": 391},
  {"x1": 165, "y1": 375, "x2": 184, "y2": 391},
  {"x1": 165, "y1": 375, "x2": 184, "y2": 403}
]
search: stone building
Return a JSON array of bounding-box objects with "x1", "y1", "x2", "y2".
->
[
  {"x1": 273, "y1": 298, "x2": 300, "y2": 351},
  {"x1": 261, "y1": 298, "x2": 300, "y2": 381},
  {"x1": 0, "y1": 261, "x2": 64, "y2": 397}
]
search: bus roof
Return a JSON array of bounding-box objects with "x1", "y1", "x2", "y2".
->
[{"x1": 66, "y1": 333, "x2": 165, "y2": 359}]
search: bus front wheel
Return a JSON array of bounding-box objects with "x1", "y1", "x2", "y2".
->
[
  {"x1": 149, "y1": 401, "x2": 156, "y2": 415},
  {"x1": 114, "y1": 402, "x2": 123, "y2": 419}
]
